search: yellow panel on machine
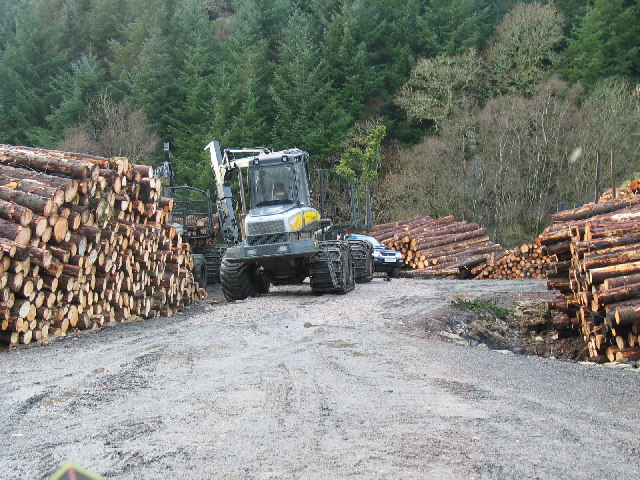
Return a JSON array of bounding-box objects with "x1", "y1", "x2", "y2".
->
[{"x1": 287, "y1": 208, "x2": 321, "y2": 232}]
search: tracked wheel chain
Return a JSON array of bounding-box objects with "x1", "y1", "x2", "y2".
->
[
  {"x1": 194, "y1": 244, "x2": 228, "y2": 284},
  {"x1": 347, "y1": 240, "x2": 374, "y2": 283},
  {"x1": 309, "y1": 241, "x2": 355, "y2": 294}
]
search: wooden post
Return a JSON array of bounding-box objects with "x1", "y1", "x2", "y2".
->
[
  {"x1": 594, "y1": 151, "x2": 600, "y2": 203},
  {"x1": 611, "y1": 150, "x2": 616, "y2": 200}
]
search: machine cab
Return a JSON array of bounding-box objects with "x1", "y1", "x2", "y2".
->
[{"x1": 247, "y1": 151, "x2": 311, "y2": 214}]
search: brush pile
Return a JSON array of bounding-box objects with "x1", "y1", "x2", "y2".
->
[
  {"x1": 0, "y1": 144, "x2": 206, "y2": 346},
  {"x1": 538, "y1": 196, "x2": 640, "y2": 362},
  {"x1": 368, "y1": 215, "x2": 502, "y2": 278}
]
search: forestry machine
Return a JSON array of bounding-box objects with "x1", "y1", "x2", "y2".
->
[
  {"x1": 156, "y1": 143, "x2": 227, "y2": 287},
  {"x1": 205, "y1": 140, "x2": 373, "y2": 301}
]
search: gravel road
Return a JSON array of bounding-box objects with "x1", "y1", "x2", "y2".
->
[{"x1": 1, "y1": 278, "x2": 639, "y2": 479}]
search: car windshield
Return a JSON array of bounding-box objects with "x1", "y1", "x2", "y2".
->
[{"x1": 249, "y1": 164, "x2": 295, "y2": 208}]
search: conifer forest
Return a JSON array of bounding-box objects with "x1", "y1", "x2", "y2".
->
[{"x1": 1, "y1": 0, "x2": 639, "y2": 244}]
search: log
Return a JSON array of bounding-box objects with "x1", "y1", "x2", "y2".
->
[
  {"x1": 0, "y1": 164, "x2": 79, "y2": 202},
  {"x1": 0, "y1": 218, "x2": 31, "y2": 245},
  {"x1": 0, "y1": 148, "x2": 99, "y2": 180},
  {"x1": 0, "y1": 185, "x2": 54, "y2": 216},
  {"x1": 589, "y1": 261, "x2": 640, "y2": 284},
  {"x1": 0, "y1": 176, "x2": 65, "y2": 206},
  {"x1": 594, "y1": 282, "x2": 640, "y2": 307},
  {"x1": 552, "y1": 197, "x2": 640, "y2": 222}
]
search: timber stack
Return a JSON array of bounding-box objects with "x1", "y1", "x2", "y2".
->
[
  {"x1": 0, "y1": 144, "x2": 206, "y2": 347},
  {"x1": 472, "y1": 243, "x2": 554, "y2": 279},
  {"x1": 598, "y1": 178, "x2": 640, "y2": 202},
  {"x1": 538, "y1": 196, "x2": 640, "y2": 362},
  {"x1": 368, "y1": 215, "x2": 502, "y2": 278}
]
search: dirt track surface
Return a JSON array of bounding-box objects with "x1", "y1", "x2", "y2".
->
[{"x1": 1, "y1": 278, "x2": 639, "y2": 479}]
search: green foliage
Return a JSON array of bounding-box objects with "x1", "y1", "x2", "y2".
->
[
  {"x1": 485, "y1": 1, "x2": 565, "y2": 96},
  {"x1": 562, "y1": 0, "x2": 640, "y2": 88},
  {"x1": 425, "y1": 0, "x2": 516, "y2": 55},
  {"x1": 46, "y1": 54, "x2": 107, "y2": 142},
  {"x1": 270, "y1": 11, "x2": 351, "y2": 158},
  {"x1": 337, "y1": 120, "x2": 387, "y2": 183},
  {"x1": 0, "y1": 0, "x2": 638, "y2": 229},
  {"x1": 451, "y1": 299, "x2": 509, "y2": 319},
  {"x1": 395, "y1": 48, "x2": 485, "y2": 129}
]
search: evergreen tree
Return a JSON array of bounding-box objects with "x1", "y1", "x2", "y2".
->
[
  {"x1": 270, "y1": 11, "x2": 350, "y2": 159},
  {"x1": 0, "y1": 1, "x2": 68, "y2": 145},
  {"x1": 563, "y1": 0, "x2": 640, "y2": 88},
  {"x1": 43, "y1": 53, "x2": 108, "y2": 146},
  {"x1": 425, "y1": 0, "x2": 514, "y2": 56},
  {"x1": 168, "y1": 0, "x2": 222, "y2": 188}
]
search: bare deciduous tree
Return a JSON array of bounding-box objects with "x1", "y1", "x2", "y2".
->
[{"x1": 58, "y1": 94, "x2": 159, "y2": 164}]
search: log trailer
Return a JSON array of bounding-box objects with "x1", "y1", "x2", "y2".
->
[
  {"x1": 156, "y1": 144, "x2": 227, "y2": 287},
  {"x1": 205, "y1": 140, "x2": 373, "y2": 301}
]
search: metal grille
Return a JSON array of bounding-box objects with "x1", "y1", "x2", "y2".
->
[
  {"x1": 246, "y1": 219, "x2": 286, "y2": 236},
  {"x1": 247, "y1": 233, "x2": 287, "y2": 246}
]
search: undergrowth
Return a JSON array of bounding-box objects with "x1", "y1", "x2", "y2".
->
[{"x1": 451, "y1": 299, "x2": 509, "y2": 319}]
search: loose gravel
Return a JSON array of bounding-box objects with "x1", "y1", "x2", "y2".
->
[{"x1": 1, "y1": 278, "x2": 638, "y2": 479}]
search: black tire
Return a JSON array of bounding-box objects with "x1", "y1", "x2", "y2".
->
[
  {"x1": 192, "y1": 254, "x2": 208, "y2": 287},
  {"x1": 194, "y1": 244, "x2": 228, "y2": 284},
  {"x1": 309, "y1": 241, "x2": 355, "y2": 294},
  {"x1": 348, "y1": 240, "x2": 374, "y2": 283},
  {"x1": 220, "y1": 257, "x2": 255, "y2": 301}
]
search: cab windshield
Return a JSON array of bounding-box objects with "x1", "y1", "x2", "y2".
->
[{"x1": 248, "y1": 164, "x2": 295, "y2": 208}]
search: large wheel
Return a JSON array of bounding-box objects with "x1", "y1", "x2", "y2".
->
[
  {"x1": 220, "y1": 257, "x2": 255, "y2": 301},
  {"x1": 309, "y1": 241, "x2": 355, "y2": 294},
  {"x1": 348, "y1": 240, "x2": 374, "y2": 283},
  {"x1": 192, "y1": 254, "x2": 208, "y2": 287},
  {"x1": 194, "y1": 244, "x2": 228, "y2": 284}
]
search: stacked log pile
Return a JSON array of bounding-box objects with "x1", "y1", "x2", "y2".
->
[
  {"x1": 0, "y1": 144, "x2": 206, "y2": 347},
  {"x1": 598, "y1": 178, "x2": 640, "y2": 202},
  {"x1": 538, "y1": 197, "x2": 640, "y2": 362},
  {"x1": 472, "y1": 243, "x2": 554, "y2": 279},
  {"x1": 368, "y1": 215, "x2": 502, "y2": 278}
]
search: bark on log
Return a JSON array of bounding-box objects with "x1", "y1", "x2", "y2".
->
[
  {"x1": 0, "y1": 185, "x2": 55, "y2": 216},
  {"x1": 0, "y1": 149, "x2": 99, "y2": 180},
  {"x1": 552, "y1": 197, "x2": 640, "y2": 222},
  {"x1": 0, "y1": 218, "x2": 31, "y2": 245}
]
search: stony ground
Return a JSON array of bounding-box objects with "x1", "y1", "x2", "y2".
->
[{"x1": 1, "y1": 278, "x2": 638, "y2": 479}]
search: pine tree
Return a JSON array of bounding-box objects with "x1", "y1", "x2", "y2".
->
[
  {"x1": 45, "y1": 53, "x2": 108, "y2": 144},
  {"x1": 270, "y1": 11, "x2": 351, "y2": 159},
  {"x1": 563, "y1": 0, "x2": 640, "y2": 88},
  {"x1": 425, "y1": 0, "x2": 516, "y2": 55},
  {"x1": 0, "y1": 1, "x2": 68, "y2": 145}
]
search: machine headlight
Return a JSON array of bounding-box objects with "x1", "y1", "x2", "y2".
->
[
  {"x1": 288, "y1": 214, "x2": 303, "y2": 231},
  {"x1": 277, "y1": 245, "x2": 289, "y2": 253},
  {"x1": 247, "y1": 249, "x2": 257, "y2": 256},
  {"x1": 373, "y1": 251, "x2": 382, "y2": 258}
]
